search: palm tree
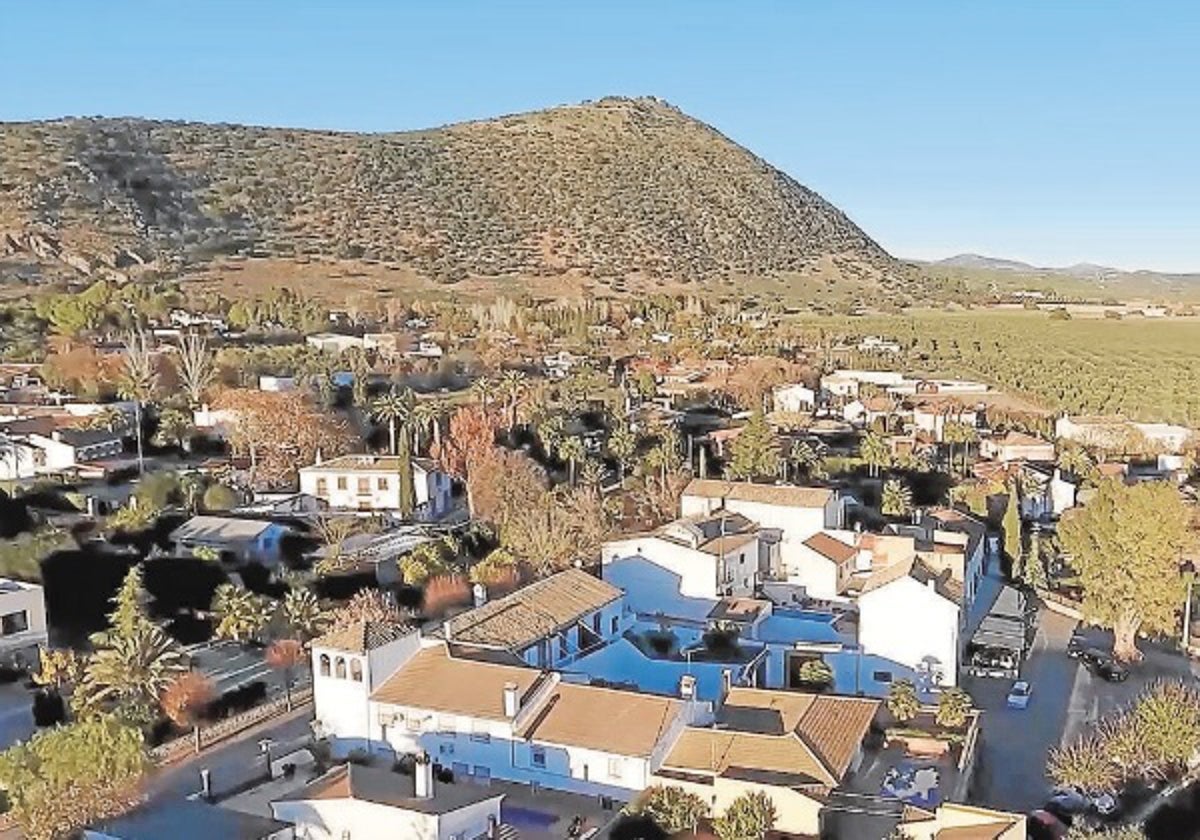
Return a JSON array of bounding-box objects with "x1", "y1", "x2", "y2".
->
[
  {"x1": 578, "y1": 458, "x2": 605, "y2": 489},
  {"x1": 117, "y1": 331, "x2": 159, "y2": 475},
  {"x1": 935, "y1": 687, "x2": 972, "y2": 729},
  {"x1": 789, "y1": 440, "x2": 823, "y2": 482},
  {"x1": 79, "y1": 624, "x2": 187, "y2": 725},
  {"x1": 371, "y1": 388, "x2": 415, "y2": 455},
  {"x1": 607, "y1": 422, "x2": 638, "y2": 486},
  {"x1": 281, "y1": 588, "x2": 328, "y2": 642},
  {"x1": 265, "y1": 639, "x2": 305, "y2": 712},
  {"x1": 211, "y1": 584, "x2": 273, "y2": 643},
  {"x1": 161, "y1": 671, "x2": 215, "y2": 753},
  {"x1": 84, "y1": 406, "x2": 128, "y2": 433},
  {"x1": 886, "y1": 679, "x2": 920, "y2": 723},
  {"x1": 498, "y1": 369, "x2": 527, "y2": 431},
  {"x1": 860, "y1": 430, "x2": 891, "y2": 478},
  {"x1": 470, "y1": 375, "x2": 498, "y2": 407},
  {"x1": 538, "y1": 413, "x2": 566, "y2": 459},
  {"x1": 557, "y1": 436, "x2": 587, "y2": 486},
  {"x1": 881, "y1": 479, "x2": 913, "y2": 518}
]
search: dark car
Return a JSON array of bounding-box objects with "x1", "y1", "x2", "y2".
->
[
  {"x1": 1067, "y1": 632, "x2": 1089, "y2": 658},
  {"x1": 1094, "y1": 659, "x2": 1130, "y2": 682},
  {"x1": 1077, "y1": 647, "x2": 1108, "y2": 667}
]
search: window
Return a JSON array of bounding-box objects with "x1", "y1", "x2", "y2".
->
[
  {"x1": 592, "y1": 612, "x2": 602, "y2": 634},
  {"x1": 472, "y1": 765, "x2": 491, "y2": 780},
  {"x1": 558, "y1": 634, "x2": 568, "y2": 658},
  {"x1": 336, "y1": 476, "x2": 348, "y2": 490},
  {"x1": 607, "y1": 758, "x2": 623, "y2": 780},
  {"x1": 335, "y1": 657, "x2": 347, "y2": 679},
  {"x1": 872, "y1": 670, "x2": 893, "y2": 683},
  {"x1": 316, "y1": 478, "x2": 327, "y2": 495},
  {"x1": 377, "y1": 476, "x2": 389, "y2": 490},
  {"x1": 611, "y1": 616, "x2": 619, "y2": 635},
  {"x1": 349, "y1": 659, "x2": 363, "y2": 682},
  {"x1": 0, "y1": 611, "x2": 28, "y2": 636},
  {"x1": 531, "y1": 746, "x2": 546, "y2": 768},
  {"x1": 319, "y1": 654, "x2": 331, "y2": 677},
  {"x1": 357, "y1": 477, "x2": 370, "y2": 494},
  {"x1": 470, "y1": 723, "x2": 491, "y2": 743}
]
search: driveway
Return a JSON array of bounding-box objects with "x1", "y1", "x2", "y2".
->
[
  {"x1": 968, "y1": 607, "x2": 1200, "y2": 813},
  {"x1": 0, "y1": 682, "x2": 36, "y2": 750}
]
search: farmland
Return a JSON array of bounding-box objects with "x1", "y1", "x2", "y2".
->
[{"x1": 792, "y1": 309, "x2": 1200, "y2": 427}]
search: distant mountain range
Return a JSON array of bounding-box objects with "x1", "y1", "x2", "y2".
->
[{"x1": 927, "y1": 253, "x2": 1124, "y2": 278}]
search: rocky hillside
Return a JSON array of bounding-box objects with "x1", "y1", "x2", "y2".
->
[{"x1": 0, "y1": 97, "x2": 897, "y2": 286}]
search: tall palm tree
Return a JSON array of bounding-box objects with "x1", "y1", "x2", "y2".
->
[
  {"x1": 860, "y1": 431, "x2": 891, "y2": 479},
  {"x1": 498, "y1": 370, "x2": 527, "y2": 431},
  {"x1": 371, "y1": 388, "x2": 415, "y2": 456},
  {"x1": 789, "y1": 440, "x2": 823, "y2": 482},
  {"x1": 117, "y1": 331, "x2": 160, "y2": 475},
  {"x1": 607, "y1": 422, "x2": 638, "y2": 486},
  {"x1": 79, "y1": 624, "x2": 187, "y2": 725},
  {"x1": 85, "y1": 406, "x2": 128, "y2": 433},
  {"x1": 211, "y1": 584, "x2": 273, "y2": 643},
  {"x1": 558, "y1": 436, "x2": 587, "y2": 486},
  {"x1": 281, "y1": 588, "x2": 328, "y2": 643},
  {"x1": 470, "y1": 375, "x2": 498, "y2": 408},
  {"x1": 881, "y1": 479, "x2": 914, "y2": 518}
]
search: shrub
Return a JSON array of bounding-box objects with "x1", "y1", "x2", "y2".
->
[{"x1": 887, "y1": 679, "x2": 920, "y2": 723}]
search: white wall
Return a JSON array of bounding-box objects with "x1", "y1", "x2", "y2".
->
[
  {"x1": 274, "y1": 797, "x2": 435, "y2": 840},
  {"x1": 858, "y1": 578, "x2": 959, "y2": 688},
  {"x1": 0, "y1": 583, "x2": 48, "y2": 663},
  {"x1": 0, "y1": 440, "x2": 37, "y2": 480},
  {"x1": 602, "y1": 537, "x2": 719, "y2": 602},
  {"x1": 774, "y1": 385, "x2": 815, "y2": 413},
  {"x1": 780, "y1": 542, "x2": 840, "y2": 600},
  {"x1": 314, "y1": 633, "x2": 421, "y2": 754}
]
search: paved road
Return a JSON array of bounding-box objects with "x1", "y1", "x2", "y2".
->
[
  {"x1": 147, "y1": 706, "x2": 315, "y2": 801},
  {"x1": 0, "y1": 683, "x2": 35, "y2": 751},
  {"x1": 969, "y1": 608, "x2": 1200, "y2": 814}
]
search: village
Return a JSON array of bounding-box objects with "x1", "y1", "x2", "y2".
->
[{"x1": 1, "y1": 288, "x2": 1198, "y2": 840}]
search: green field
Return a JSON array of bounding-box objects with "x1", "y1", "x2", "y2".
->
[{"x1": 791, "y1": 309, "x2": 1200, "y2": 427}]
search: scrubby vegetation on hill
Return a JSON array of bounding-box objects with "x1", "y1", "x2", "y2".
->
[{"x1": 1, "y1": 97, "x2": 898, "y2": 288}]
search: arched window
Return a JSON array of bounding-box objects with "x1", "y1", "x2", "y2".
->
[
  {"x1": 350, "y1": 658, "x2": 363, "y2": 682},
  {"x1": 335, "y1": 657, "x2": 347, "y2": 679},
  {"x1": 319, "y1": 654, "x2": 331, "y2": 677}
]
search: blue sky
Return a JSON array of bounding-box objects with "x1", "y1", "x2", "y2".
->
[{"x1": 3, "y1": 1, "x2": 1198, "y2": 272}]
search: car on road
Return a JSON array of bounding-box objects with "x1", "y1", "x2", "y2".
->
[
  {"x1": 1006, "y1": 680, "x2": 1032, "y2": 709},
  {"x1": 1076, "y1": 647, "x2": 1108, "y2": 667},
  {"x1": 1067, "y1": 631, "x2": 1089, "y2": 658},
  {"x1": 1093, "y1": 658, "x2": 1130, "y2": 682}
]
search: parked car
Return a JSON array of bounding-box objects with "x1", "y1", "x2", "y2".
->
[
  {"x1": 1006, "y1": 680, "x2": 1032, "y2": 710},
  {"x1": 1076, "y1": 647, "x2": 1109, "y2": 667},
  {"x1": 1066, "y1": 631, "x2": 1089, "y2": 658},
  {"x1": 1093, "y1": 658, "x2": 1130, "y2": 682}
]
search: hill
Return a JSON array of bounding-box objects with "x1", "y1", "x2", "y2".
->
[{"x1": 0, "y1": 97, "x2": 901, "y2": 294}]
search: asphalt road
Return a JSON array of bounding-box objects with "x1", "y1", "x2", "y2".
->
[{"x1": 968, "y1": 608, "x2": 1200, "y2": 814}]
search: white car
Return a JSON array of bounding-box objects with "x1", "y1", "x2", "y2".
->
[{"x1": 1006, "y1": 680, "x2": 1032, "y2": 710}]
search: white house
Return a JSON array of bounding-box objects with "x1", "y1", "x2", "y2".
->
[
  {"x1": 299, "y1": 455, "x2": 453, "y2": 519},
  {"x1": 773, "y1": 383, "x2": 817, "y2": 414},
  {"x1": 306, "y1": 333, "x2": 367, "y2": 354},
  {"x1": 443, "y1": 568, "x2": 625, "y2": 669},
  {"x1": 602, "y1": 511, "x2": 763, "y2": 603},
  {"x1": 27, "y1": 428, "x2": 123, "y2": 471},
  {"x1": 1055, "y1": 415, "x2": 1194, "y2": 454},
  {"x1": 911, "y1": 402, "x2": 979, "y2": 443},
  {"x1": 0, "y1": 579, "x2": 48, "y2": 669},
  {"x1": 0, "y1": 435, "x2": 38, "y2": 480},
  {"x1": 1019, "y1": 463, "x2": 1078, "y2": 519},
  {"x1": 820, "y1": 370, "x2": 906, "y2": 401},
  {"x1": 272, "y1": 760, "x2": 503, "y2": 840},
  {"x1": 979, "y1": 430, "x2": 1055, "y2": 464},
  {"x1": 169, "y1": 516, "x2": 293, "y2": 565}
]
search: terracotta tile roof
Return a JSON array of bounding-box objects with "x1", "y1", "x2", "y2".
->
[
  {"x1": 371, "y1": 645, "x2": 542, "y2": 719},
  {"x1": 684, "y1": 479, "x2": 833, "y2": 509},
  {"x1": 446, "y1": 569, "x2": 621, "y2": 652},
  {"x1": 664, "y1": 689, "x2": 879, "y2": 787},
  {"x1": 996, "y1": 431, "x2": 1049, "y2": 447},
  {"x1": 859, "y1": 556, "x2": 963, "y2": 604},
  {"x1": 313, "y1": 620, "x2": 415, "y2": 654},
  {"x1": 803, "y1": 532, "x2": 857, "y2": 564},
  {"x1": 698, "y1": 531, "x2": 759, "y2": 556},
  {"x1": 517, "y1": 683, "x2": 683, "y2": 757},
  {"x1": 278, "y1": 763, "x2": 503, "y2": 814}
]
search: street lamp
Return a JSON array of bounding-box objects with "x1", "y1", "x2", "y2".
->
[
  {"x1": 259, "y1": 738, "x2": 275, "y2": 782},
  {"x1": 1182, "y1": 561, "x2": 1196, "y2": 651}
]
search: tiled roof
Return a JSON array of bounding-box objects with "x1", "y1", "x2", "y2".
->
[
  {"x1": 302, "y1": 454, "x2": 435, "y2": 473},
  {"x1": 516, "y1": 683, "x2": 683, "y2": 757},
  {"x1": 935, "y1": 822, "x2": 1020, "y2": 839},
  {"x1": 996, "y1": 431, "x2": 1050, "y2": 447},
  {"x1": 313, "y1": 620, "x2": 415, "y2": 654},
  {"x1": 447, "y1": 568, "x2": 621, "y2": 652},
  {"x1": 803, "y1": 532, "x2": 857, "y2": 564},
  {"x1": 370, "y1": 645, "x2": 542, "y2": 720},
  {"x1": 663, "y1": 689, "x2": 879, "y2": 786},
  {"x1": 683, "y1": 479, "x2": 833, "y2": 509},
  {"x1": 277, "y1": 763, "x2": 503, "y2": 815},
  {"x1": 859, "y1": 556, "x2": 963, "y2": 604},
  {"x1": 169, "y1": 515, "x2": 278, "y2": 543}
]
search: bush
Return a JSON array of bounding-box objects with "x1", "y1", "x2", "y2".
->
[{"x1": 201, "y1": 483, "x2": 240, "y2": 512}]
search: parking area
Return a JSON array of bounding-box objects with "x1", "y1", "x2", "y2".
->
[{"x1": 968, "y1": 607, "x2": 1200, "y2": 814}]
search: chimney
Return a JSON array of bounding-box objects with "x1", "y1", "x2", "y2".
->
[
  {"x1": 472, "y1": 583, "x2": 487, "y2": 608},
  {"x1": 443, "y1": 617, "x2": 452, "y2": 643},
  {"x1": 502, "y1": 682, "x2": 519, "y2": 718},
  {"x1": 413, "y1": 751, "x2": 434, "y2": 799},
  {"x1": 927, "y1": 577, "x2": 938, "y2": 591}
]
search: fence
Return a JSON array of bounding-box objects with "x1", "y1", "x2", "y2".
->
[
  {"x1": 1038, "y1": 588, "x2": 1083, "y2": 620},
  {"x1": 150, "y1": 686, "x2": 314, "y2": 765}
]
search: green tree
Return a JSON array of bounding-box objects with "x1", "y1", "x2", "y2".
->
[
  {"x1": 154, "y1": 407, "x2": 192, "y2": 449},
  {"x1": 371, "y1": 388, "x2": 415, "y2": 457},
  {"x1": 935, "y1": 687, "x2": 972, "y2": 729},
  {"x1": 726, "y1": 412, "x2": 780, "y2": 481},
  {"x1": 557, "y1": 435, "x2": 587, "y2": 486},
  {"x1": 637, "y1": 785, "x2": 708, "y2": 834},
  {"x1": 211, "y1": 584, "x2": 274, "y2": 643},
  {"x1": 887, "y1": 679, "x2": 920, "y2": 723},
  {"x1": 400, "y1": 541, "x2": 456, "y2": 586},
  {"x1": 881, "y1": 479, "x2": 913, "y2": 518},
  {"x1": 1022, "y1": 529, "x2": 1049, "y2": 591},
  {"x1": 1058, "y1": 480, "x2": 1192, "y2": 662},
  {"x1": 133, "y1": 470, "x2": 181, "y2": 512},
  {"x1": 281, "y1": 587, "x2": 328, "y2": 642},
  {"x1": 795, "y1": 658, "x2": 834, "y2": 690},
  {"x1": 859, "y1": 430, "x2": 891, "y2": 478},
  {"x1": 714, "y1": 790, "x2": 777, "y2": 840},
  {"x1": 77, "y1": 625, "x2": 187, "y2": 725},
  {"x1": 607, "y1": 422, "x2": 638, "y2": 485},
  {"x1": 1002, "y1": 484, "x2": 1022, "y2": 570},
  {"x1": 470, "y1": 548, "x2": 520, "y2": 587},
  {"x1": 104, "y1": 566, "x2": 153, "y2": 643},
  {"x1": 788, "y1": 440, "x2": 825, "y2": 482},
  {"x1": 0, "y1": 715, "x2": 147, "y2": 840},
  {"x1": 202, "y1": 482, "x2": 240, "y2": 511},
  {"x1": 1047, "y1": 736, "x2": 1121, "y2": 794}
]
